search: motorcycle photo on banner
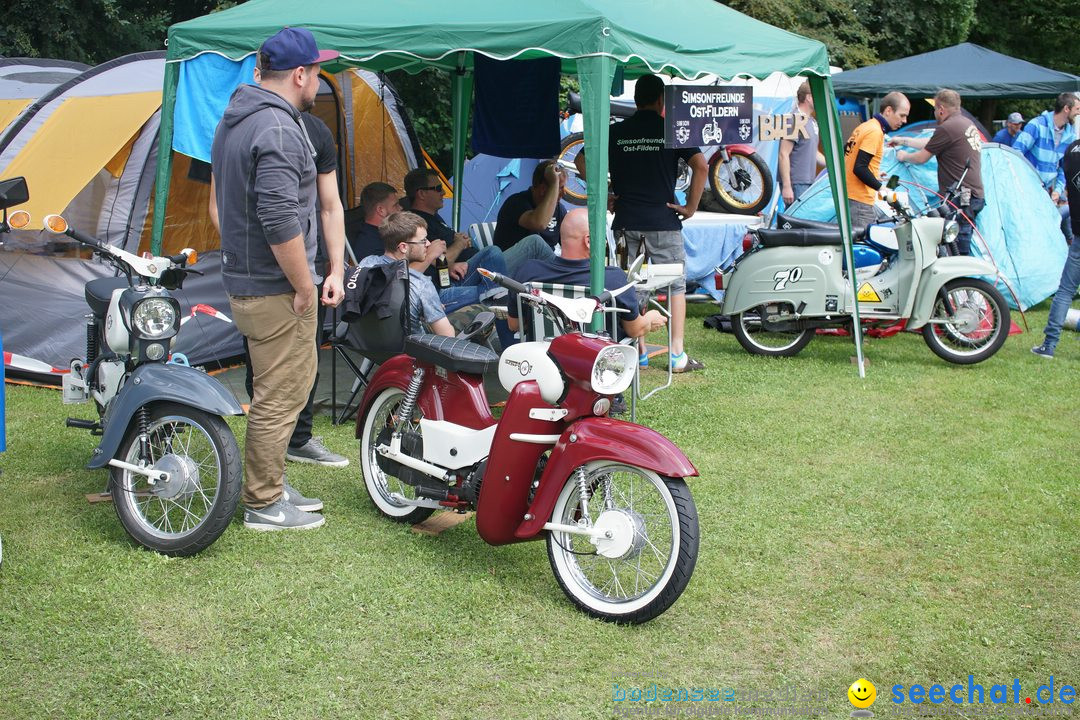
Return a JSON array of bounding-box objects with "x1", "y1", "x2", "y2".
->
[{"x1": 557, "y1": 85, "x2": 773, "y2": 215}]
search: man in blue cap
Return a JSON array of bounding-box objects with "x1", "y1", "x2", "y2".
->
[{"x1": 209, "y1": 27, "x2": 341, "y2": 531}]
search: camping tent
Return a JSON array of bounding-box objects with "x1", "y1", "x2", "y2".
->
[
  {"x1": 832, "y1": 43, "x2": 1080, "y2": 98},
  {"x1": 159, "y1": 0, "x2": 875, "y2": 373},
  {"x1": 0, "y1": 53, "x2": 422, "y2": 379},
  {"x1": 0, "y1": 58, "x2": 89, "y2": 142}
]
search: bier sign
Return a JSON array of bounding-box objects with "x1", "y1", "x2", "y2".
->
[{"x1": 664, "y1": 85, "x2": 753, "y2": 149}]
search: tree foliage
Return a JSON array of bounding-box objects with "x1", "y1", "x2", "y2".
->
[
  {"x1": 859, "y1": 0, "x2": 976, "y2": 62},
  {"x1": 968, "y1": 0, "x2": 1079, "y2": 76}
]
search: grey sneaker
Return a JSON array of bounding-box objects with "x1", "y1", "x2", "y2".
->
[
  {"x1": 243, "y1": 499, "x2": 325, "y2": 531},
  {"x1": 283, "y1": 480, "x2": 323, "y2": 512},
  {"x1": 1031, "y1": 344, "x2": 1055, "y2": 359},
  {"x1": 286, "y1": 437, "x2": 349, "y2": 467}
]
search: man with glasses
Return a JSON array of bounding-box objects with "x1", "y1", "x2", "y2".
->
[{"x1": 356, "y1": 212, "x2": 456, "y2": 337}]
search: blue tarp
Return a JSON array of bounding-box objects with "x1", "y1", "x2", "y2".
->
[
  {"x1": 174, "y1": 53, "x2": 258, "y2": 163},
  {"x1": 786, "y1": 132, "x2": 1067, "y2": 310}
]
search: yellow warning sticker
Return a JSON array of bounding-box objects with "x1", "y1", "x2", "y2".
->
[{"x1": 857, "y1": 283, "x2": 881, "y2": 302}]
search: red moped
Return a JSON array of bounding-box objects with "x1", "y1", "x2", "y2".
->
[{"x1": 354, "y1": 271, "x2": 699, "y2": 623}]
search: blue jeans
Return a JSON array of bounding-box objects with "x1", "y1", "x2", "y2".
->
[
  {"x1": 439, "y1": 245, "x2": 507, "y2": 311},
  {"x1": 1041, "y1": 237, "x2": 1080, "y2": 351},
  {"x1": 501, "y1": 234, "x2": 556, "y2": 276},
  {"x1": 956, "y1": 196, "x2": 984, "y2": 256},
  {"x1": 1060, "y1": 204, "x2": 1073, "y2": 245}
]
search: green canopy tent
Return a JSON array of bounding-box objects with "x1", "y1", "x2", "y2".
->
[{"x1": 157, "y1": 0, "x2": 868, "y2": 374}]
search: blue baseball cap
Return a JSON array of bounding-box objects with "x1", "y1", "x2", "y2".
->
[{"x1": 259, "y1": 27, "x2": 339, "y2": 71}]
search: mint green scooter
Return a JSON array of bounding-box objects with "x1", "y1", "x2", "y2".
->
[{"x1": 719, "y1": 179, "x2": 1010, "y2": 365}]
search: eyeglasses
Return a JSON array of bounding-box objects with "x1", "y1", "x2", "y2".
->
[
  {"x1": 420, "y1": 185, "x2": 445, "y2": 194},
  {"x1": 403, "y1": 237, "x2": 430, "y2": 245}
]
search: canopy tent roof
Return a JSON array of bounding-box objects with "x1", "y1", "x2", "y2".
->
[
  {"x1": 832, "y1": 43, "x2": 1080, "y2": 99},
  {"x1": 164, "y1": 0, "x2": 829, "y2": 81}
]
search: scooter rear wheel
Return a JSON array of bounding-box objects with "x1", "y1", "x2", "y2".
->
[
  {"x1": 547, "y1": 462, "x2": 698, "y2": 624},
  {"x1": 358, "y1": 387, "x2": 436, "y2": 524},
  {"x1": 730, "y1": 307, "x2": 814, "y2": 357},
  {"x1": 111, "y1": 402, "x2": 241, "y2": 556},
  {"x1": 921, "y1": 278, "x2": 1010, "y2": 364}
]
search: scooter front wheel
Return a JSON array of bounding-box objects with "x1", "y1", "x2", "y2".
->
[
  {"x1": 111, "y1": 402, "x2": 241, "y2": 556},
  {"x1": 921, "y1": 278, "x2": 1010, "y2": 364},
  {"x1": 547, "y1": 462, "x2": 698, "y2": 624},
  {"x1": 358, "y1": 387, "x2": 436, "y2": 524},
  {"x1": 730, "y1": 307, "x2": 814, "y2": 357}
]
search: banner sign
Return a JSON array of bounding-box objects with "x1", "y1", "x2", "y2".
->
[{"x1": 664, "y1": 85, "x2": 753, "y2": 149}]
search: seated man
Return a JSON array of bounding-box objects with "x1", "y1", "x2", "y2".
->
[
  {"x1": 356, "y1": 212, "x2": 455, "y2": 337},
  {"x1": 406, "y1": 167, "x2": 555, "y2": 276},
  {"x1": 507, "y1": 208, "x2": 666, "y2": 341},
  {"x1": 493, "y1": 159, "x2": 567, "y2": 253},
  {"x1": 346, "y1": 182, "x2": 401, "y2": 261}
]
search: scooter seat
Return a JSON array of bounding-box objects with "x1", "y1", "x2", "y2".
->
[
  {"x1": 85, "y1": 276, "x2": 129, "y2": 316},
  {"x1": 774, "y1": 213, "x2": 868, "y2": 240},
  {"x1": 404, "y1": 333, "x2": 500, "y2": 375},
  {"x1": 757, "y1": 228, "x2": 845, "y2": 248}
]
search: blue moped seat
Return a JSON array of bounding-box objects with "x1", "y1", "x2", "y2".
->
[
  {"x1": 757, "y1": 228, "x2": 844, "y2": 248},
  {"x1": 404, "y1": 333, "x2": 500, "y2": 376},
  {"x1": 85, "y1": 276, "x2": 128, "y2": 317}
]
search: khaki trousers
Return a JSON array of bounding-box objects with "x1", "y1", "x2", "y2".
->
[{"x1": 229, "y1": 291, "x2": 317, "y2": 508}]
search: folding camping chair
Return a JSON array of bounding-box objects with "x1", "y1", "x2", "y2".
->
[
  {"x1": 330, "y1": 261, "x2": 411, "y2": 424},
  {"x1": 467, "y1": 221, "x2": 497, "y2": 250}
]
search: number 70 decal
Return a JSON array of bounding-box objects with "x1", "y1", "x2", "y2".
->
[{"x1": 773, "y1": 267, "x2": 803, "y2": 291}]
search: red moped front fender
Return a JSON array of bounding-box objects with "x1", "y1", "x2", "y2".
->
[{"x1": 514, "y1": 417, "x2": 698, "y2": 540}]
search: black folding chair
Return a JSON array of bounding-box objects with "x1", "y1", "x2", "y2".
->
[{"x1": 330, "y1": 261, "x2": 411, "y2": 424}]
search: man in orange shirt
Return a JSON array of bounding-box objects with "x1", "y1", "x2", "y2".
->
[{"x1": 843, "y1": 91, "x2": 910, "y2": 229}]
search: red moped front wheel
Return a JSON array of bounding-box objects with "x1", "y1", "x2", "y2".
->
[{"x1": 546, "y1": 461, "x2": 698, "y2": 624}]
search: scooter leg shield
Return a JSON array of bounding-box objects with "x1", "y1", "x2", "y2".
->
[
  {"x1": 88, "y1": 363, "x2": 243, "y2": 469},
  {"x1": 514, "y1": 417, "x2": 697, "y2": 541}
]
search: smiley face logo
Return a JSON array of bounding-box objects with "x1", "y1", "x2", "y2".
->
[{"x1": 848, "y1": 678, "x2": 877, "y2": 709}]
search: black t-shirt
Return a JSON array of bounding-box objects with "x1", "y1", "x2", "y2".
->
[
  {"x1": 299, "y1": 113, "x2": 337, "y2": 268},
  {"x1": 609, "y1": 109, "x2": 701, "y2": 231},
  {"x1": 348, "y1": 222, "x2": 384, "y2": 261},
  {"x1": 408, "y1": 208, "x2": 477, "y2": 283},
  {"x1": 492, "y1": 189, "x2": 565, "y2": 251},
  {"x1": 1065, "y1": 140, "x2": 1080, "y2": 236}
]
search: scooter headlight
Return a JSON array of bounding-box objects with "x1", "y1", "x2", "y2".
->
[
  {"x1": 943, "y1": 219, "x2": 960, "y2": 245},
  {"x1": 591, "y1": 344, "x2": 637, "y2": 395},
  {"x1": 132, "y1": 297, "x2": 179, "y2": 339}
]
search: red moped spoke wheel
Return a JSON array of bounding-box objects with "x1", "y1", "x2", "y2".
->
[
  {"x1": 546, "y1": 461, "x2": 698, "y2": 624},
  {"x1": 358, "y1": 387, "x2": 435, "y2": 524},
  {"x1": 709, "y1": 149, "x2": 773, "y2": 214}
]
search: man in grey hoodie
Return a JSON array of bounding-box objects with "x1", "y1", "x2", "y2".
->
[{"x1": 209, "y1": 27, "x2": 340, "y2": 531}]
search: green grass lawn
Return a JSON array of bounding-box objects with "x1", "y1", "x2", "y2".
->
[{"x1": 1, "y1": 301, "x2": 1077, "y2": 719}]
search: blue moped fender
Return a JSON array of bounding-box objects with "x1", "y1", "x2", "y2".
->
[
  {"x1": 88, "y1": 363, "x2": 244, "y2": 469},
  {"x1": 514, "y1": 417, "x2": 697, "y2": 540}
]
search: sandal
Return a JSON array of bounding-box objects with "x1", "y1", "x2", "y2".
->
[{"x1": 670, "y1": 352, "x2": 705, "y2": 373}]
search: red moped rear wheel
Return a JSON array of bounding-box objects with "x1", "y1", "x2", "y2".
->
[{"x1": 358, "y1": 387, "x2": 436, "y2": 524}]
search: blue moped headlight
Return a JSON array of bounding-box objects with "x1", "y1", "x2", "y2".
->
[{"x1": 132, "y1": 297, "x2": 179, "y2": 339}]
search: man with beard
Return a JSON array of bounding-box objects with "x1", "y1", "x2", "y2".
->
[{"x1": 210, "y1": 27, "x2": 340, "y2": 531}]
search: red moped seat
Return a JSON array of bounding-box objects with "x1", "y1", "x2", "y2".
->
[{"x1": 404, "y1": 334, "x2": 500, "y2": 376}]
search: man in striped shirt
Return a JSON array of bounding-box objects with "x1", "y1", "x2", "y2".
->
[{"x1": 1013, "y1": 93, "x2": 1079, "y2": 243}]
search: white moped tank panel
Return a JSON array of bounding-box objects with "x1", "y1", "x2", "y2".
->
[
  {"x1": 498, "y1": 342, "x2": 564, "y2": 405},
  {"x1": 419, "y1": 420, "x2": 497, "y2": 470},
  {"x1": 866, "y1": 224, "x2": 899, "y2": 253},
  {"x1": 91, "y1": 359, "x2": 125, "y2": 407},
  {"x1": 104, "y1": 289, "x2": 128, "y2": 354}
]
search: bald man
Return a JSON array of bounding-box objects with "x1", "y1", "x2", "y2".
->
[{"x1": 506, "y1": 208, "x2": 665, "y2": 340}]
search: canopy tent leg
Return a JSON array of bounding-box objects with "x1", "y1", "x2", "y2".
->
[
  {"x1": 450, "y1": 53, "x2": 473, "y2": 231},
  {"x1": 809, "y1": 74, "x2": 866, "y2": 377},
  {"x1": 150, "y1": 61, "x2": 180, "y2": 256}
]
